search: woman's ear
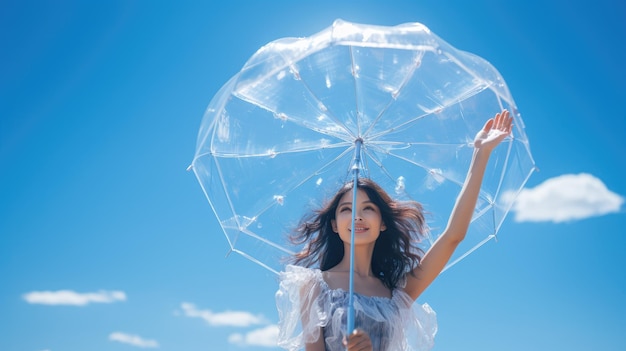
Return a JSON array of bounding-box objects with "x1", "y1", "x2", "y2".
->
[
  {"x1": 331, "y1": 219, "x2": 338, "y2": 233},
  {"x1": 381, "y1": 222, "x2": 386, "y2": 232}
]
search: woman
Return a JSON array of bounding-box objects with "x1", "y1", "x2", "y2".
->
[{"x1": 276, "y1": 111, "x2": 513, "y2": 351}]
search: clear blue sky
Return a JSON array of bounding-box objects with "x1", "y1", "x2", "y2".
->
[{"x1": 1, "y1": 1, "x2": 625, "y2": 350}]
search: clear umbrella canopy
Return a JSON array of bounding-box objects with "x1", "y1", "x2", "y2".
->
[{"x1": 190, "y1": 19, "x2": 535, "y2": 275}]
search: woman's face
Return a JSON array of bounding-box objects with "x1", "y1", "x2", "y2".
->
[{"x1": 331, "y1": 188, "x2": 386, "y2": 246}]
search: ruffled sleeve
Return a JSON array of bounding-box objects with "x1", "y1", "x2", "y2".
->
[
  {"x1": 275, "y1": 265, "x2": 327, "y2": 351},
  {"x1": 393, "y1": 290, "x2": 438, "y2": 351}
]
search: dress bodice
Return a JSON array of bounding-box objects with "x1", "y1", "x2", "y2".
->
[{"x1": 276, "y1": 265, "x2": 437, "y2": 351}]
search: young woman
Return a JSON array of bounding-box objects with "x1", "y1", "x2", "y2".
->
[{"x1": 276, "y1": 111, "x2": 513, "y2": 351}]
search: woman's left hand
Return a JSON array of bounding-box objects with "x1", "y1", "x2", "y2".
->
[{"x1": 473, "y1": 109, "x2": 513, "y2": 152}]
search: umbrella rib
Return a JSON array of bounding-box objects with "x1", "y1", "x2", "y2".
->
[
  {"x1": 233, "y1": 91, "x2": 355, "y2": 143},
  {"x1": 363, "y1": 50, "x2": 426, "y2": 138},
  {"x1": 277, "y1": 53, "x2": 360, "y2": 142},
  {"x1": 248, "y1": 146, "x2": 356, "y2": 220},
  {"x1": 193, "y1": 141, "x2": 353, "y2": 160},
  {"x1": 493, "y1": 138, "x2": 514, "y2": 203},
  {"x1": 361, "y1": 147, "x2": 404, "y2": 186},
  {"x1": 367, "y1": 84, "x2": 492, "y2": 142},
  {"x1": 212, "y1": 157, "x2": 242, "y2": 233},
  {"x1": 368, "y1": 142, "x2": 499, "y2": 202},
  {"x1": 441, "y1": 51, "x2": 515, "y2": 107},
  {"x1": 349, "y1": 45, "x2": 361, "y2": 137},
  {"x1": 192, "y1": 154, "x2": 240, "y2": 249},
  {"x1": 363, "y1": 144, "x2": 489, "y2": 207},
  {"x1": 391, "y1": 151, "x2": 462, "y2": 188},
  {"x1": 280, "y1": 113, "x2": 355, "y2": 142},
  {"x1": 367, "y1": 140, "x2": 468, "y2": 147},
  {"x1": 284, "y1": 146, "x2": 355, "y2": 189},
  {"x1": 223, "y1": 220, "x2": 297, "y2": 257},
  {"x1": 441, "y1": 234, "x2": 496, "y2": 273},
  {"x1": 194, "y1": 76, "x2": 239, "y2": 160},
  {"x1": 231, "y1": 249, "x2": 281, "y2": 275},
  {"x1": 493, "y1": 142, "x2": 537, "y2": 232},
  {"x1": 367, "y1": 113, "x2": 431, "y2": 140},
  {"x1": 364, "y1": 142, "x2": 466, "y2": 188}
]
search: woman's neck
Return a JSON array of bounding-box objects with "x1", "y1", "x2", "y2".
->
[{"x1": 333, "y1": 243, "x2": 375, "y2": 277}]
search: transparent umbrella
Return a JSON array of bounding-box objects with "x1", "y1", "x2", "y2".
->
[{"x1": 189, "y1": 18, "x2": 535, "y2": 331}]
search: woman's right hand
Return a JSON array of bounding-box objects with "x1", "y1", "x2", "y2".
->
[
  {"x1": 473, "y1": 109, "x2": 513, "y2": 152},
  {"x1": 343, "y1": 329, "x2": 372, "y2": 351}
]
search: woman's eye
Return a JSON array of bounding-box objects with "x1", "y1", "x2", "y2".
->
[{"x1": 340, "y1": 207, "x2": 351, "y2": 212}]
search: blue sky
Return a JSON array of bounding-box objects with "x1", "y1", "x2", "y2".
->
[{"x1": 1, "y1": 1, "x2": 625, "y2": 350}]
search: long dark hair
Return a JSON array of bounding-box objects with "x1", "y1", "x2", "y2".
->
[{"x1": 290, "y1": 178, "x2": 427, "y2": 290}]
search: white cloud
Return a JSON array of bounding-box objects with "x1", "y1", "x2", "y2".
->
[
  {"x1": 228, "y1": 325, "x2": 279, "y2": 348},
  {"x1": 109, "y1": 332, "x2": 159, "y2": 348},
  {"x1": 511, "y1": 173, "x2": 624, "y2": 223},
  {"x1": 22, "y1": 290, "x2": 126, "y2": 306},
  {"x1": 179, "y1": 302, "x2": 267, "y2": 327}
]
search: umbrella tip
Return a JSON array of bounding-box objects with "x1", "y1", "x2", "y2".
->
[{"x1": 186, "y1": 164, "x2": 193, "y2": 172}]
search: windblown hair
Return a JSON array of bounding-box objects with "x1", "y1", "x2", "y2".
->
[{"x1": 290, "y1": 178, "x2": 428, "y2": 290}]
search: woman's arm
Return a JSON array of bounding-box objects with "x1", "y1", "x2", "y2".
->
[
  {"x1": 304, "y1": 330, "x2": 326, "y2": 351},
  {"x1": 404, "y1": 110, "x2": 513, "y2": 300}
]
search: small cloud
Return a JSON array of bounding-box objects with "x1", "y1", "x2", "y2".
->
[
  {"x1": 228, "y1": 325, "x2": 279, "y2": 348},
  {"x1": 179, "y1": 302, "x2": 266, "y2": 327},
  {"x1": 109, "y1": 332, "x2": 159, "y2": 348},
  {"x1": 22, "y1": 290, "x2": 126, "y2": 306},
  {"x1": 511, "y1": 173, "x2": 624, "y2": 223}
]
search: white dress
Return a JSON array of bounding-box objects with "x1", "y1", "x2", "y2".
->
[{"x1": 276, "y1": 265, "x2": 437, "y2": 351}]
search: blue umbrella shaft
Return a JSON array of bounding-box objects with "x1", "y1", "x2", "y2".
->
[{"x1": 347, "y1": 139, "x2": 363, "y2": 338}]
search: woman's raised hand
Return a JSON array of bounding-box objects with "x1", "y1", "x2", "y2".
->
[{"x1": 473, "y1": 109, "x2": 513, "y2": 152}]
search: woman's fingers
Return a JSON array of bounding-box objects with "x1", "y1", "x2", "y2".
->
[
  {"x1": 493, "y1": 109, "x2": 509, "y2": 131},
  {"x1": 344, "y1": 329, "x2": 373, "y2": 351}
]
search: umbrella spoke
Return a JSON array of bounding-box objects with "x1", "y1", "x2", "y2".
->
[
  {"x1": 248, "y1": 146, "x2": 356, "y2": 222},
  {"x1": 362, "y1": 49, "x2": 426, "y2": 138}
]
